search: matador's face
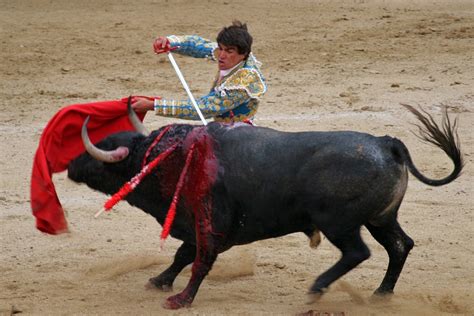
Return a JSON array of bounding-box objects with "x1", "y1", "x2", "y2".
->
[{"x1": 216, "y1": 44, "x2": 246, "y2": 70}]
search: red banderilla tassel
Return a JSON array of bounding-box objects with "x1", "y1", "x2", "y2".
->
[
  {"x1": 102, "y1": 143, "x2": 178, "y2": 212},
  {"x1": 160, "y1": 143, "x2": 196, "y2": 244},
  {"x1": 142, "y1": 125, "x2": 172, "y2": 168}
]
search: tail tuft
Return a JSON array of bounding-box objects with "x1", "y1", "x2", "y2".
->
[{"x1": 400, "y1": 104, "x2": 464, "y2": 186}]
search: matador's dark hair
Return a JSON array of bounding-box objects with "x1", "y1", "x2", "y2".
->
[{"x1": 216, "y1": 20, "x2": 253, "y2": 58}]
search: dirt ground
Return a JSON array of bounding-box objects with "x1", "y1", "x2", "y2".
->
[{"x1": 1, "y1": 0, "x2": 473, "y2": 315}]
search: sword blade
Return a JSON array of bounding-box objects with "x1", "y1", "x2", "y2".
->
[{"x1": 167, "y1": 52, "x2": 208, "y2": 125}]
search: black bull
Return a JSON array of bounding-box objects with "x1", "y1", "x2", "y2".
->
[{"x1": 67, "y1": 104, "x2": 463, "y2": 309}]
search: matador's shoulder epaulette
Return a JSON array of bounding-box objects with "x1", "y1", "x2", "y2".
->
[{"x1": 217, "y1": 68, "x2": 267, "y2": 99}]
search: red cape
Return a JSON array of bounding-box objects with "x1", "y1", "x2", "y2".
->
[{"x1": 30, "y1": 97, "x2": 147, "y2": 234}]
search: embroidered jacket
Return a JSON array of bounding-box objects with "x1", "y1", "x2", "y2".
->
[{"x1": 154, "y1": 35, "x2": 266, "y2": 123}]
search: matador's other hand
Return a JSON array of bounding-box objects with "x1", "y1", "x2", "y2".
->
[{"x1": 131, "y1": 97, "x2": 154, "y2": 113}]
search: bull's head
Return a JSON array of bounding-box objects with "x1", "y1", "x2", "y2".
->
[
  {"x1": 80, "y1": 96, "x2": 149, "y2": 163},
  {"x1": 81, "y1": 116, "x2": 130, "y2": 163},
  {"x1": 68, "y1": 117, "x2": 145, "y2": 196}
]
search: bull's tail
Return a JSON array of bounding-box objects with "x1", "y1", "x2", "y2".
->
[{"x1": 394, "y1": 104, "x2": 464, "y2": 186}]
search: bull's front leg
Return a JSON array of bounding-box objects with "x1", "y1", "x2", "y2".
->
[
  {"x1": 163, "y1": 219, "x2": 218, "y2": 309},
  {"x1": 146, "y1": 242, "x2": 196, "y2": 292}
]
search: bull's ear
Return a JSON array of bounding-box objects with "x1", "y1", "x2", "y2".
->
[
  {"x1": 128, "y1": 96, "x2": 150, "y2": 136},
  {"x1": 81, "y1": 116, "x2": 130, "y2": 163}
]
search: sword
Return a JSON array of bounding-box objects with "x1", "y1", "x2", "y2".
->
[{"x1": 156, "y1": 47, "x2": 208, "y2": 126}]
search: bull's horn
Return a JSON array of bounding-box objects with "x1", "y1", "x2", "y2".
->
[
  {"x1": 127, "y1": 96, "x2": 150, "y2": 136},
  {"x1": 81, "y1": 116, "x2": 130, "y2": 163}
]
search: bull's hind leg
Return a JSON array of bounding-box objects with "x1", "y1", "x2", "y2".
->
[
  {"x1": 146, "y1": 242, "x2": 196, "y2": 292},
  {"x1": 365, "y1": 220, "x2": 414, "y2": 296},
  {"x1": 309, "y1": 228, "x2": 370, "y2": 300}
]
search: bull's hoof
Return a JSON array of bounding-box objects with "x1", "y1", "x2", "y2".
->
[
  {"x1": 162, "y1": 294, "x2": 192, "y2": 310},
  {"x1": 145, "y1": 277, "x2": 173, "y2": 292},
  {"x1": 306, "y1": 288, "x2": 326, "y2": 305},
  {"x1": 370, "y1": 289, "x2": 393, "y2": 302}
]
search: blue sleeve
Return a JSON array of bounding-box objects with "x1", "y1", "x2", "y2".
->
[
  {"x1": 154, "y1": 89, "x2": 250, "y2": 120},
  {"x1": 167, "y1": 35, "x2": 217, "y2": 60}
]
